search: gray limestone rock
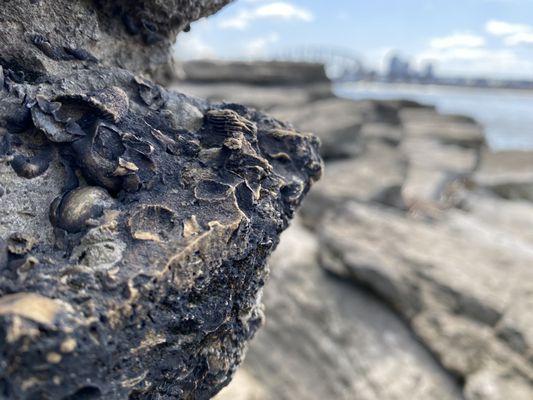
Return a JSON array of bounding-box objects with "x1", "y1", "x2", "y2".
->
[
  {"x1": 319, "y1": 202, "x2": 533, "y2": 400},
  {"x1": 214, "y1": 221, "x2": 463, "y2": 400}
]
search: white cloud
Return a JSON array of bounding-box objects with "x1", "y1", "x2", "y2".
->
[
  {"x1": 416, "y1": 46, "x2": 533, "y2": 78},
  {"x1": 504, "y1": 32, "x2": 533, "y2": 45},
  {"x1": 244, "y1": 33, "x2": 280, "y2": 57},
  {"x1": 485, "y1": 19, "x2": 533, "y2": 47},
  {"x1": 485, "y1": 20, "x2": 531, "y2": 36},
  {"x1": 430, "y1": 33, "x2": 485, "y2": 49},
  {"x1": 219, "y1": 1, "x2": 314, "y2": 30}
]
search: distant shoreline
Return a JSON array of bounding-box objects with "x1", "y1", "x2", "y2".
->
[{"x1": 339, "y1": 81, "x2": 533, "y2": 95}]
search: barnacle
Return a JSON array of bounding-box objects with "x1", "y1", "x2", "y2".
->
[{"x1": 50, "y1": 186, "x2": 115, "y2": 233}]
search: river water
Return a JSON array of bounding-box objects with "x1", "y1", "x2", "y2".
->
[{"x1": 335, "y1": 82, "x2": 533, "y2": 150}]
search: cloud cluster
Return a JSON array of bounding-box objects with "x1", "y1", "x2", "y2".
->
[
  {"x1": 417, "y1": 19, "x2": 533, "y2": 78},
  {"x1": 486, "y1": 19, "x2": 533, "y2": 45},
  {"x1": 219, "y1": 1, "x2": 314, "y2": 30},
  {"x1": 430, "y1": 33, "x2": 485, "y2": 49}
]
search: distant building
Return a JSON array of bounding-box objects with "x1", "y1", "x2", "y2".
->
[
  {"x1": 421, "y1": 63, "x2": 435, "y2": 82},
  {"x1": 387, "y1": 54, "x2": 411, "y2": 81}
]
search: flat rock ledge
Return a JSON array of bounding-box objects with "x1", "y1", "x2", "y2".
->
[{"x1": 0, "y1": 2, "x2": 322, "y2": 399}]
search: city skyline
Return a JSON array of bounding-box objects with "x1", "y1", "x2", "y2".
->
[{"x1": 174, "y1": 0, "x2": 533, "y2": 80}]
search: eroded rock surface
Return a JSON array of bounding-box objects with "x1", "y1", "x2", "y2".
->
[
  {"x1": 215, "y1": 221, "x2": 463, "y2": 400},
  {"x1": 320, "y1": 202, "x2": 533, "y2": 400},
  {"x1": 0, "y1": 3, "x2": 322, "y2": 399},
  {"x1": 0, "y1": 0, "x2": 231, "y2": 77}
]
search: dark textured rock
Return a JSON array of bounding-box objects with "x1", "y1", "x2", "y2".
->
[
  {"x1": 0, "y1": 0, "x2": 231, "y2": 77},
  {"x1": 0, "y1": 1, "x2": 322, "y2": 399},
  {"x1": 0, "y1": 66, "x2": 321, "y2": 399}
]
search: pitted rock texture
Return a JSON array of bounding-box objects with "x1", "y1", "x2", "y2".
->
[
  {"x1": 0, "y1": 0, "x2": 231, "y2": 77},
  {"x1": 0, "y1": 66, "x2": 321, "y2": 399},
  {"x1": 0, "y1": 2, "x2": 322, "y2": 397}
]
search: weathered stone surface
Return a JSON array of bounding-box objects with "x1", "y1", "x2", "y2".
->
[
  {"x1": 400, "y1": 108, "x2": 485, "y2": 149},
  {"x1": 319, "y1": 202, "x2": 533, "y2": 400},
  {"x1": 0, "y1": 66, "x2": 321, "y2": 399},
  {"x1": 473, "y1": 150, "x2": 533, "y2": 201},
  {"x1": 271, "y1": 98, "x2": 365, "y2": 159},
  {"x1": 398, "y1": 107, "x2": 484, "y2": 208},
  {"x1": 301, "y1": 142, "x2": 407, "y2": 226},
  {"x1": 215, "y1": 221, "x2": 463, "y2": 400},
  {"x1": 0, "y1": 0, "x2": 231, "y2": 77},
  {"x1": 0, "y1": 3, "x2": 322, "y2": 399}
]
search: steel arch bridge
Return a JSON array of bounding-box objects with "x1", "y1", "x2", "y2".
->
[{"x1": 269, "y1": 46, "x2": 366, "y2": 82}]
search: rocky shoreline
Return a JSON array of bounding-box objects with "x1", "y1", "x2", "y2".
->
[{"x1": 174, "y1": 61, "x2": 533, "y2": 400}]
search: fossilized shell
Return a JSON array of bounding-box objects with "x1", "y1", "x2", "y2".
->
[
  {"x1": 72, "y1": 122, "x2": 125, "y2": 191},
  {"x1": 31, "y1": 106, "x2": 77, "y2": 143},
  {"x1": 129, "y1": 205, "x2": 176, "y2": 241},
  {"x1": 51, "y1": 186, "x2": 115, "y2": 233},
  {"x1": 134, "y1": 76, "x2": 167, "y2": 110},
  {"x1": 7, "y1": 233, "x2": 36, "y2": 255},
  {"x1": 205, "y1": 109, "x2": 257, "y2": 136},
  {"x1": 194, "y1": 179, "x2": 232, "y2": 201},
  {"x1": 10, "y1": 150, "x2": 52, "y2": 179},
  {"x1": 86, "y1": 87, "x2": 129, "y2": 123},
  {"x1": 122, "y1": 132, "x2": 154, "y2": 156}
]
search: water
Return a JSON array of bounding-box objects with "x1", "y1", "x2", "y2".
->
[{"x1": 335, "y1": 82, "x2": 533, "y2": 150}]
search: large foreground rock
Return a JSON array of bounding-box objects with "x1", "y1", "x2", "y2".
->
[
  {"x1": 215, "y1": 222, "x2": 463, "y2": 400},
  {"x1": 320, "y1": 202, "x2": 533, "y2": 400},
  {"x1": 0, "y1": 1, "x2": 322, "y2": 399}
]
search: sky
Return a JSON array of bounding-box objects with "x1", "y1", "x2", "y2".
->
[{"x1": 173, "y1": 0, "x2": 533, "y2": 80}]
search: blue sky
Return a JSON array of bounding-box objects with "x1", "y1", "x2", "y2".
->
[{"x1": 174, "y1": 0, "x2": 533, "y2": 79}]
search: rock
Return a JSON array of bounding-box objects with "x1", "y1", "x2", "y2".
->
[
  {"x1": 181, "y1": 60, "x2": 330, "y2": 86},
  {"x1": 401, "y1": 137, "x2": 479, "y2": 207},
  {"x1": 270, "y1": 98, "x2": 366, "y2": 159},
  {"x1": 319, "y1": 202, "x2": 533, "y2": 399},
  {"x1": 174, "y1": 82, "x2": 333, "y2": 111},
  {"x1": 398, "y1": 107, "x2": 483, "y2": 207},
  {"x1": 360, "y1": 122, "x2": 404, "y2": 146},
  {"x1": 301, "y1": 142, "x2": 407, "y2": 226},
  {"x1": 473, "y1": 150, "x2": 533, "y2": 202},
  {"x1": 400, "y1": 108, "x2": 485, "y2": 149},
  {"x1": 0, "y1": 0, "x2": 231, "y2": 77},
  {"x1": 0, "y1": 1, "x2": 323, "y2": 399},
  {"x1": 215, "y1": 221, "x2": 463, "y2": 400}
]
